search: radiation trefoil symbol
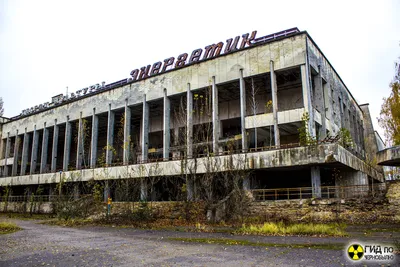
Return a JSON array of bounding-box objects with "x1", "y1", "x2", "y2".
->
[{"x1": 348, "y1": 244, "x2": 364, "y2": 260}]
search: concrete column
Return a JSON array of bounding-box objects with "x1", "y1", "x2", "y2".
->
[
  {"x1": 106, "y1": 104, "x2": 115, "y2": 166},
  {"x1": 20, "y1": 129, "x2": 29, "y2": 175},
  {"x1": 243, "y1": 176, "x2": 251, "y2": 191},
  {"x1": 48, "y1": 185, "x2": 54, "y2": 196},
  {"x1": 40, "y1": 123, "x2": 49, "y2": 174},
  {"x1": 186, "y1": 83, "x2": 193, "y2": 158},
  {"x1": 123, "y1": 100, "x2": 131, "y2": 165},
  {"x1": 186, "y1": 177, "x2": 194, "y2": 201},
  {"x1": 270, "y1": 61, "x2": 280, "y2": 147},
  {"x1": 0, "y1": 138, "x2": 4, "y2": 160},
  {"x1": 163, "y1": 89, "x2": 170, "y2": 160},
  {"x1": 73, "y1": 183, "x2": 80, "y2": 200},
  {"x1": 76, "y1": 113, "x2": 83, "y2": 170},
  {"x1": 30, "y1": 125, "x2": 39, "y2": 175},
  {"x1": 315, "y1": 66, "x2": 326, "y2": 140},
  {"x1": 239, "y1": 69, "x2": 248, "y2": 151},
  {"x1": 174, "y1": 127, "x2": 179, "y2": 146},
  {"x1": 301, "y1": 64, "x2": 316, "y2": 137},
  {"x1": 63, "y1": 117, "x2": 72, "y2": 172},
  {"x1": 3, "y1": 133, "x2": 10, "y2": 177},
  {"x1": 90, "y1": 109, "x2": 98, "y2": 168},
  {"x1": 142, "y1": 95, "x2": 149, "y2": 162},
  {"x1": 103, "y1": 181, "x2": 110, "y2": 202},
  {"x1": 51, "y1": 120, "x2": 59, "y2": 173},
  {"x1": 140, "y1": 178, "x2": 148, "y2": 201},
  {"x1": 172, "y1": 125, "x2": 180, "y2": 159},
  {"x1": 311, "y1": 166, "x2": 321, "y2": 198},
  {"x1": 212, "y1": 76, "x2": 219, "y2": 154},
  {"x1": 12, "y1": 131, "x2": 20, "y2": 176}
]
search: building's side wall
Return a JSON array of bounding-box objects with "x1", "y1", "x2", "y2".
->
[
  {"x1": 360, "y1": 104, "x2": 381, "y2": 162},
  {"x1": 375, "y1": 131, "x2": 385, "y2": 151},
  {"x1": 307, "y1": 38, "x2": 365, "y2": 156}
]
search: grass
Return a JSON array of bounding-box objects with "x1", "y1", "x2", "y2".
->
[
  {"x1": 0, "y1": 213, "x2": 54, "y2": 220},
  {"x1": 40, "y1": 218, "x2": 94, "y2": 227},
  {"x1": 39, "y1": 218, "x2": 346, "y2": 237},
  {"x1": 367, "y1": 227, "x2": 400, "y2": 233},
  {"x1": 168, "y1": 237, "x2": 344, "y2": 250},
  {"x1": 0, "y1": 222, "x2": 22, "y2": 235},
  {"x1": 235, "y1": 222, "x2": 347, "y2": 237}
]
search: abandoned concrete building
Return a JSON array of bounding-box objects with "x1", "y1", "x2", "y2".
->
[{"x1": 0, "y1": 28, "x2": 386, "y2": 202}]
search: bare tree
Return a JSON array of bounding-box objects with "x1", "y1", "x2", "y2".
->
[
  {"x1": 249, "y1": 78, "x2": 259, "y2": 148},
  {"x1": 172, "y1": 84, "x2": 252, "y2": 222},
  {"x1": 0, "y1": 97, "x2": 4, "y2": 116}
]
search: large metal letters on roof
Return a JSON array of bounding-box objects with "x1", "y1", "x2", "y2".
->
[{"x1": 129, "y1": 31, "x2": 257, "y2": 82}]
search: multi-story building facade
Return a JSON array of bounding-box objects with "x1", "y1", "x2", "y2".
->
[{"x1": 0, "y1": 28, "x2": 384, "y2": 201}]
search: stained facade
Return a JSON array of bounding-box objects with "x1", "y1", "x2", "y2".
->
[{"x1": 0, "y1": 28, "x2": 384, "y2": 200}]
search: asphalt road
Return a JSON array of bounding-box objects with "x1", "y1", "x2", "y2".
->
[{"x1": 0, "y1": 219, "x2": 398, "y2": 267}]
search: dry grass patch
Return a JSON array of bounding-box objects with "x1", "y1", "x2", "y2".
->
[
  {"x1": 235, "y1": 222, "x2": 346, "y2": 237},
  {"x1": 0, "y1": 222, "x2": 22, "y2": 235},
  {"x1": 168, "y1": 237, "x2": 344, "y2": 250}
]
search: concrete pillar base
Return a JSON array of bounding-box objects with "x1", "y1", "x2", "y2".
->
[
  {"x1": 186, "y1": 177, "x2": 194, "y2": 201},
  {"x1": 243, "y1": 176, "x2": 251, "y2": 191},
  {"x1": 311, "y1": 166, "x2": 321, "y2": 198},
  {"x1": 73, "y1": 184, "x2": 80, "y2": 200},
  {"x1": 103, "y1": 181, "x2": 110, "y2": 203},
  {"x1": 140, "y1": 178, "x2": 148, "y2": 201}
]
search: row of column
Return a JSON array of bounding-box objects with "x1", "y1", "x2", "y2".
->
[{"x1": 2, "y1": 63, "x2": 315, "y2": 177}]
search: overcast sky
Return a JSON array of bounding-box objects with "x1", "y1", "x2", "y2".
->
[{"x1": 0, "y1": 0, "x2": 399, "y2": 141}]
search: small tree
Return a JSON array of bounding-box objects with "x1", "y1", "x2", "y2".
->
[
  {"x1": 379, "y1": 82, "x2": 400, "y2": 146},
  {"x1": 338, "y1": 128, "x2": 354, "y2": 149},
  {"x1": 378, "y1": 54, "x2": 400, "y2": 179},
  {"x1": 379, "y1": 54, "x2": 400, "y2": 146},
  {"x1": 298, "y1": 112, "x2": 316, "y2": 145}
]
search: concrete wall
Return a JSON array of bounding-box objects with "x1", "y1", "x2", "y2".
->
[
  {"x1": 307, "y1": 37, "x2": 365, "y2": 153},
  {"x1": 245, "y1": 108, "x2": 304, "y2": 128},
  {"x1": 360, "y1": 104, "x2": 379, "y2": 156},
  {"x1": 0, "y1": 202, "x2": 52, "y2": 213},
  {"x1": 247, "y1": 197, "x2": 399, "y2": 224},
  {"x1": 2, "y1": 188, "x2": 399, "y2": 224}
]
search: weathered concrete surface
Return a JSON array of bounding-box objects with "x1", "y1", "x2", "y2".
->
[
  {"x1": 1, "y1": 34, "x2": 307, "y2": 135},
  {"x1": 308, "y1": 38, "x2": 365, "y2": 154},
  {"x1": 0, "y1": 202, "x2": 52, "y2": 213},
  {"x1": 377, "y1": 145, "x2": 400, "y2": 166},
  {"x1": 248, "y1": 196, "x2": 400, "y2": 224},
  {"x1": 386, "y1": 181, "x2": 400, "y2": 218},
  {"x1": 0, "y1": 144, "x2": 383, "y2": 186},
  {"x1": 361, "y1": 104, "x2": 381, "y2": 162},
  {"x1": 0, "y1": 219, "x2": 355, "y2": 267},
  {"x1": 245, "y1": 108, "x2": 304, "y2": 128},
  {"x1": 335, "y1": 145, "x2": 384, "y2": 182},
  {"x1": 2, "y1": 216, "x2": 400, "y2": 266}
]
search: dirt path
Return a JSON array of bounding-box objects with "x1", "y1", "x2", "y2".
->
[{"x1": 0, "y1": 219, "x2": 398, "y2": 266}]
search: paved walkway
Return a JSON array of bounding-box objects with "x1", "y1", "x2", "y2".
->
[{"x1": 0, "y1": 219, "x2": 398, "y2": 266}]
